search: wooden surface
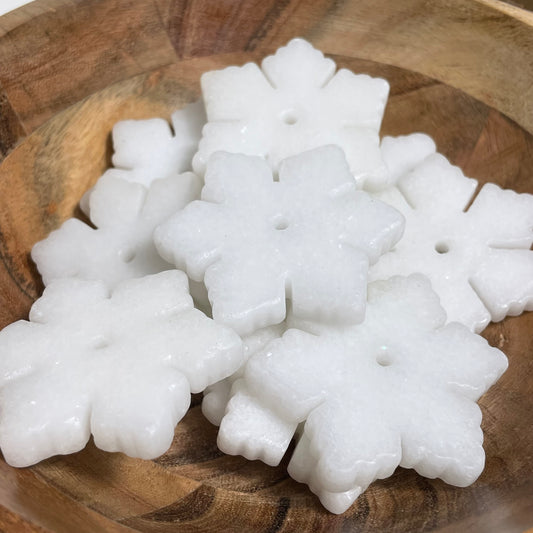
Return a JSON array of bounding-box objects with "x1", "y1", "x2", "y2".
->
[{"x1": 0, "y1": 1, "x2": 532, "y2": 531}]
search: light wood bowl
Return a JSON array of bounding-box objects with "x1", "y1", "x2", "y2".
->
[{"x1": 0, "y1": 1, "x2": 532, "y2": 531}]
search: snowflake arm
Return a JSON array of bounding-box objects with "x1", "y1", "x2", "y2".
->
[
  {"x1": 155, "y1": 153, "x2": 275, "y2": 281},
  {"x1": 467, "y1": 183, "x2": 533, "y2": 247},
  {"x1": 0, "y1": 371, "x2": 92, "y2": 467},
  {"x1": 91, "y1": 364, "x2": 191, "y2": 458},
  {"x1": 320, "y1": 69, "x2": 389, "y2": 130},
  {"x1": 398, "y1": 387, "x2": 485, "y2": 486},
  {"x1": 193, "y1": 122, "x2": 271, "y2": 175},
  {"x1": 301, "y1": 398, "x2": 401, "y2": 493},
  {"x1": 154, "y1": 201, "x2": 236, "y2": 281},
  {"x1": 161, "y1": 309, "x2": 245, "y2": 393},
  {"x1": 287, "y1": 244, "x2": 368, "y2": 325},
  {"x1": 107, "y1": 266, "x2": 192, "y2": 319},
  {"x1": 205, "y1": 256, "x2": 287, "y2": 335},
  {"x1": 342, "y1": 192, "x2": 405, "y2": 263},
  {"x1": 471, "y1": 248, "x2": 533, "y2": 321},
  {"x1": 429, "y1": 271, "x2": 492, "y2": 332},
  {"x1": 261, "y1": 38, "x2": 336, "y2": 90},
  {"x1": 397, "y1": 153, "x2": 478, "y2": 211},
  {"x1": 217, "y1": 379, "x2": 296, "y2": 466},
  {"x1": 288, "y1": 432, "x2": 365, "y2": 514},
  {"x1": 31, "y1": 220, "x2": 109, "y2": 286},
  {"x1": 245, "y1": 330, "x2": 334, "y2": 423},
  {"x1": 334, "y1": 127, "x2": 385, "y2": 186},
  {"x1": 88, "y1": 174, "x2": 147, "y2": 228},
  {"x1": 201, "y1": 151, "x2": 273, "y2": 203},
  {"x1": 201, "y1": 63, "x2": 275, "y2": 122},
  {"x1": 141, "y1": 171, "x2": 201, "y2": 221},
  {"x1": 0, "y1": 270, "x2": 243, "y2": 467},
  {"x1": 111, "y1": 100, "x2": 206, "y2": 185}
]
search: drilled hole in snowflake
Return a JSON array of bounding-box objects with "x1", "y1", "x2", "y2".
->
[
  {"x1": 435, "y1": 241, "x2": 450, "y2": 254},
  {"x1": 274, "y1": 218, "x2": 290, "y2": 231},
  {"x1": 281, "y1": 110, "x2": 299, "y2": 125},
  {"x1": 93, "y1": 337, "x2": 109, "y2": 350},
  {"x1": 120, "y1": 248, "x2": 136, "y2": 263},
  {"x1": 376, "y1": 347, "x2": 393, "y2": 367}
]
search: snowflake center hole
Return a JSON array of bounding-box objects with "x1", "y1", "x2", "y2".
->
[
  {"x1": 435, "y1": 241, "x2": 450, "y2": 254},
  {"x1": 274, "y1": 217, "x2": 290, "y2": 231},
  {"x1": 376, "y1": 348, "x2": 393, "y2": 367},
  {"x1": 93, "y1": 337, "x2": 109, "y2": 350},
  {"x1": 281, "y1": 110, "x2": 299, "y2": 125}
]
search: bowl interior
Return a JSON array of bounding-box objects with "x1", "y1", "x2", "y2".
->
[{"x1": 0, "y1": 2, "x2": 532, "y2": 531}]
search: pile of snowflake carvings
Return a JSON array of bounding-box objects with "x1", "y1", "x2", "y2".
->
[{"x1": 1, "y1": 39, "x2": 532, "y2": 514}]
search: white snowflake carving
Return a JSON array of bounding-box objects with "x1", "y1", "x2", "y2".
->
[
  {"x1": 370, "y1": 152, "x2": 533, "y2": 332},
  {"x1": 155, "y1": 146, "x2": 405, "y2": 335},
  {"x1": 218, "y1": 275, "x2": 507, "y2": 514},
  {"x1": 0, "y1": 270, "x2": 243, "y2": 467},
  {"x1": 193, "y1": 38, "x2": 389, "y2": 188},
  {"x1": 111, "y1": 100, "x2": 206, "y2": 185},
  {"x1": 80, "y1": 100, "x2": 206, "y2": 214},
  {"x1": 32, "y1": 172, "x2": 201, "y2": 290}
]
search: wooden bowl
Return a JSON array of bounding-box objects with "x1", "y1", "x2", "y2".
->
[{"x1": 0, "y1": 1, "x2": 532, "y2": 531}]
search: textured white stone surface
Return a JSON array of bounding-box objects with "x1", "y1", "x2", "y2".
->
[
  {"x1": 371, "y1": 151, "x2": 533, "y2": 332},
  {"x1": 194, "y1": 38, "x2": 389, "y2": 188},
  {"x1": 156, "y1": 146, "x2": 405, "y2": 335},
  {"x1": 80, "y1": 100, "x2": 205, "y2": 214},
  {"x1": 33, "y1": 172, "x2": 202, "y2": 289},
  {"x1": 218, "y1": 275, "x2": 507, "y2": 513},
  {"x1": 0, "y1": 271, "x2": 243, "y2": 467}
]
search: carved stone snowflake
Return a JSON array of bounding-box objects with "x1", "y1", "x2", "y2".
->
[
  {"x1": 33, "y1": 172, "x2": 201, "y2": 289},
  {"x1": 218, "y1": 275, "x2": 507, "y2": 513},
  {"x1": 193, "y1": 38, "x2": 389, "y2": 189},
  {"x1": 111, "y1": 100, "x2": 206, "y2": 186},
  {"x1": 80, "y1": 100, "x2": 206, "y2": 214},
  {"x1": 370, "y1": 153, "x2": 533, "y2": 332},
  {"x1": 155, "y1": 146, "x2": 405, "y2": 335},
  {"x1": 0, "y1": 270, "x2": 243, "y2": 467}
]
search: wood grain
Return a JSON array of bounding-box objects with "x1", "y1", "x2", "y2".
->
[{"x1": 0, "y1": 1, "x2": 532, "y2": 532}]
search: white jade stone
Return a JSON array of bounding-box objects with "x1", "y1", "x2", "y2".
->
[
  {"x1": 202, "y1": 322, "x2": 285, "y2": 426},
  {"x1": 112, "y1": 100, "x2": 206, "y2": 186},
  {"x1": 80, "y1": 100, "x2": 206, "y2": 214},
  {"x1": 370, "y1": 153, "x2": 533, "y2": 332},
  {"x1": 378, "y1": 133, "x2": 436, "y2": 191},
  {"x1": 218, "y1": 275, "x2": 507, "y2": 514},
  {"x1": 194, "y1": 38, "x2": 389, "y2": 187},
  {"x1": 32, "y1": 172, "x2": 201, "y2": 290},
  {"x1": 218, "y1": 378, "x2": 296, "y2": 466},
  {"x1": 288, "y1": 432, "x2": 363, "y2": 514},
  {"x1": 155, "y1": 146, "x2": 405, "y2": 335},
  {"x1": 0, "y1": 271, "x2": 243, "y2": 467}
]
